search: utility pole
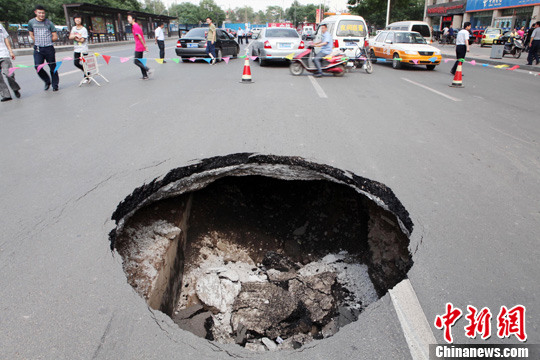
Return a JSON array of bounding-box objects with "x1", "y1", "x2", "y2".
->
[{"x1": 386, "y1": 0, "x2": 391, "y2": 27}]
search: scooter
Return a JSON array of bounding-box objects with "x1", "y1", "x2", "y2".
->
[
  {"x1": 502, "y1": 36, "x2": 524, "y2": 59},
  {"x1": 289, "y1": 45, "x2": 349, "y2": 77}
]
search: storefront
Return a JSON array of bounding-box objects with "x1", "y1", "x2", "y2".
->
[
  {"x1": 426, "y1": 1, "x2": 468, "y2": 31},
  {"x1": 465, "y1": 0, "x2": 540, "y2": 30}
]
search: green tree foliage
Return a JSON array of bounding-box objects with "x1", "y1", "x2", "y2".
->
[
  {"x1": 169, "y1": 2, "x2": 200, "y2": 24},
  {"x1": 284, "y1": 2, "x2": 325, "y2": 26},
  {"x1": 265, "y1": 6, "x2": 284, "y2": 22},
  {"x1": 347, "y1": 0, "x2": 424, "y2": 28},
  {"x1": 143, "y1": 0, "x2": 167, "y2": 15},
  {"x1": 234, "y1": 6, "x2": 255, "y2": 23},
  {"x1": 198, "y1": 0, "x2": 226, "y2": 25}
]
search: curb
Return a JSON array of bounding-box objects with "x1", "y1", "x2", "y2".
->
[
  {"x1": 13, "y1": 38, "x2": 178, "y2": 57},
  {"x1": 441, "y1": 53, "x2": 539, "y2": 72}
]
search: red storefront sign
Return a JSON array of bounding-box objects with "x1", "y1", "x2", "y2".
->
[{"x1": 427, "y1": 3, "x2": 465, "y2": 14}]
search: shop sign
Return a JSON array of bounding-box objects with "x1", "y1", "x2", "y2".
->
[
  {"x1": 466, "y1": 0, "x2": 540, "y2": 11},
  {"x1": 427, "y1": 1, "x2": 467, "y2": 15}
]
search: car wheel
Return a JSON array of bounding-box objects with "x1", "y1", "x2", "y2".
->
[
  {"x1": 426, "y1": 65, "x2": 436, "y2": 70},
  {"x1": 258, "y1": 52, "x2": 266, "y2": 66},
  {"x1": 392, "y1": 53, "x2": 402, "y2": 69},
  {"x1": 216, "y1": 48, "x2": 223, "y2": 62},
  {"x1": 333, "y1": 64, "x2": 345, "y2": 77},
  {"x1": 369, "y1": 49, "x2": 377, "y2": 63},
  {"x1": 289, "y1": 61, "x2": 304, "y2": 75},
  {"x1": 514, "y1": 49, "x2": 522, "y2": 59},
  {"x1": 480, "y1": 43, "x2": 484, "y2": 47}
]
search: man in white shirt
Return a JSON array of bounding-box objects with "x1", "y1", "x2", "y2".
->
[
  {"x1": 155, "y1": 23, "x2": 166, "y2": 62},
  {"x1": 237, "y1": 27, "x2": 244, "y2": 45},
  {"x1": 451, "y1": 22, "x2": 471, "y2": 75},
  {"x1": 0, "y1": 23, "x2": 21, "y2": 101}
]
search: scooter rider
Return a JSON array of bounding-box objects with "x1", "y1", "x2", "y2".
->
[{"x1": 313, "y1": 24, "x2": 333, "y2": 77}]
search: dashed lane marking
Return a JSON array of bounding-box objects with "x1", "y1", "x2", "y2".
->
[
  {"x1": 308, "y1": 75, "x2": 328, "y2": 98},
  {"x1": 402, "y1": 77, "x2": 462, "y2": 102}
]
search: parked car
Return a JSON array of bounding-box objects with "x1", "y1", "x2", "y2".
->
[
  {"x1": 369, "y1": 30, "x2": 441, "y2": 70},
  {"x1": 301, "y1": 26, "x2": 314, "y2": 40},
  {"x1": 480, "y1": 27, "x2": 502, "y2": 46},
  {"x1": 471, "y1": 29, "x2": 485, "y2": 44},
  {"x1": 251, "y1": 28, "x2": 262, "y2": 38},
  {"x1": 251, "y1": 27, "x2": 305, "y2": 66},
  {"x1": 175, "y1": 27, "x2": 239, "y2": 62}
]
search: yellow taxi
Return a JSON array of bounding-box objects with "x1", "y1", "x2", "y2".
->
[
  {"x1": 369, "y1": 30, "x2": 442, "y2": 70},
  {"x1": 480, "y1": 27, "x2": 503, "y2": 46}
]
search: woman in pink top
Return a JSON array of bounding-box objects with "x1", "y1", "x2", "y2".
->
[
  {"x1": 128, "y1": 12, "x2": 152, "y2": 79},
  {"x1": 518, "y1": 27, "x2": 525, "y2": 38}
]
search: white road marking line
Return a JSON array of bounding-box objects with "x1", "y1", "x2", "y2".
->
[
  {"x1": 59, "y1": 69, "x2": 81, "y2": 77},
  {"x1": 308, "y1": 76, "x2": 328, "y2": 98},
  {"x1": 402, "y1": 77, "x2": 462, "y2": 102},
  {"x1": 390, "y1": 279, "x2": 438, "y2": 360}
]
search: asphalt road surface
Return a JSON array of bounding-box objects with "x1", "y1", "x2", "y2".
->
[{"x1": 1, "y1": 40, "x2": 539, "y2": 359}]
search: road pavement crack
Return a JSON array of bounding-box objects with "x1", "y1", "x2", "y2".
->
[
  {"x1": 147, "y1": 307, "x2": 199, "y2": 351},
  {"x1": 92, "y1": 312, "x2": 116, "y2": 360}
]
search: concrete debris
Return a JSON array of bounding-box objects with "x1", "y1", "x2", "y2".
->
[
  {"x1": 289, "y1": 272, "x2": 337, "y2": 323},
  {"x1": 261, "y1": 337, "x2": 278, "y2": 351},
  {"x1": 262, "y1": 251, "x2": 299, "y2": 272},
  {"x1": 231, "y1": 282, "x2": 298, "y2": 337},
  {"x1": 176, "y1": 247, "x2": 380, "y2": 351},
  {"x1": 196, "y1": 274, "x2": 241, "y2": 313}
]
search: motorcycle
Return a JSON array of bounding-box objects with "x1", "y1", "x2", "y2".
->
[
  {"x1": 289, "y1": 45, "x2": 349, "y2": 77},
  {"x1": 502, "y1": 36, "x2": 524, "y2": 59}
]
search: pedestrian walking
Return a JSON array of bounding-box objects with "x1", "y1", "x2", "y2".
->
[
  {"x1": 518, "y1": 26, "x2": 525, "y2": 38},
  {"x1": 237, "y1": 27, "x2": 244, "y2": 45},
  {"x1": 155, "y1": 22, "x2": 166, "y2": 63},
  {"x1": 28, "y1": 5, "x2": 59, "y2": 91},
  {"x1": 128, "y1": 12, "x2": 152, "y2": 79},
  {"x1": 0, "y1": 23, "x2": 21, "y2": 101},
  {"x1": 451, "y1": 22, "x2": 471, "y2": 75},
  {"x1": 69, "y1": 14, "x2": 89, "y2": 82},
  {"x1": 448, "y1": 26, "x2": 455, "y2": 44},
  {"x1": 245, "y1": 29, "x2": 249, "y2": 44},
  {"x1": 205, "y1": 17, "x2": 217, "y2": 65},
  {"x1": 526, "y1": 22, "x2": 540, "y2": 65}
]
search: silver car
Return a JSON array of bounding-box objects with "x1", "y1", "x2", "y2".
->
[{"x1": 251, "y1": 27, "x2": 305, "y2": 66}]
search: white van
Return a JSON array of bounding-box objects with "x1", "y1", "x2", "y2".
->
[
  {"x1": 385, "y1": 21, "x2": 433, "y2": 44},
  {"x1": 315, "y1": 15, "x2": 369, "y2": 59}
]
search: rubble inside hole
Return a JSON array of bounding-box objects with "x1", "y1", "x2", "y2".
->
[
  {"x1": 112, "y1": 156, "x2": 414, "y2": 352},
  {"x1": 171, "y1": 235, "x2": 378, "y2": 350}
]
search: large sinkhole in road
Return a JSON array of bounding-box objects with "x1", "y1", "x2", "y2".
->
[{"x1": 110, "y1": 154, "x2": 414, "y2": 352}]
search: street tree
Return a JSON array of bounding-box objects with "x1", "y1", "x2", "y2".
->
[
  {"x1": 169, "y1": 2, "x2": 200, "y2": 24},
  {"x1": 348, "y1": 0, "x2": 424, "y2": 28},
  {"x1": 265, "y1": 6, "x2": 284, "y2": 22}
]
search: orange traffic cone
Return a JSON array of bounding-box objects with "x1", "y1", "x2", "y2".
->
[
  {"x1": 240, "y1": 56, "x2": 254, "y2": 84},
  {"x1": 449, "y1": 61, "x2": 464, "y2": 88}
]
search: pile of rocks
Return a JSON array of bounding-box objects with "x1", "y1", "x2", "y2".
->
[{"x1": 173, "y1": 239, "x2": 378, "y2": 351}]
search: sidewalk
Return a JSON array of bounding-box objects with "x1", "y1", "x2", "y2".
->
[
  {"x1": 12, "y1": 38, "x2": 178, "y2": 56},
  {"x1": 433, "y1": 43, "x2": 539, "y2": 72}
]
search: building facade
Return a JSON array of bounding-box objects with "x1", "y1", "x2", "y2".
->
[{"x1": 425, "y1": 0, "x2": 540, "y2": 30}]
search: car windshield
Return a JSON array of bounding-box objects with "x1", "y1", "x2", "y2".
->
[
  {"x1": 336, "y1": 20, "x2": 367, "y2": 37},
  {"x1": 186, "y1": 28, "x2": 207, "y2": 37},
  {"x1": 485, "y1": 29, "x2": 500, "y2": 34},
  {"x1": 266, "y1": 29, "x2": 299, "y2": 38},
  {"x1": 395, "y1": 32, "x2": 427, "y2": 44}
]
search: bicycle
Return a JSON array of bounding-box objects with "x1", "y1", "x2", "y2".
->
[{"x1": 344, "y1": 41, "x2": 373, "y2": 74}]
